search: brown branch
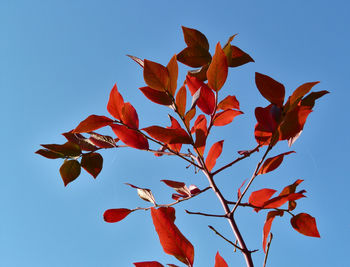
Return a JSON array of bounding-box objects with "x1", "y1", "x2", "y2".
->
[
  {"x1": 185, "y1": 210, "x2": 226, "y2": 218},
  {"x1": 208, "y1": 225, "x2": 243, "y2": 252}
]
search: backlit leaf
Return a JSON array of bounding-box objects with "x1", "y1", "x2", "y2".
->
[
  {"x1": 258, "y1": 151, "x2": 295, "y2": 175},
  {"x1": 151, "y1": 207, "x2": 194, "y2": 266},
  {"x1": 62, "y1": 131, "x2": 98, "y2": 151},
  {"x1": 187, "y1": 64, "x2": 209, "y2": 81},
  {"x1": 286, "y1": 82, "x2": 320, "y2": 112},
  {"x1": 263, "y1": 210, "x2": 284, "y2": 252},
  {"x1": 213, "y1": 109, "x2": 243, "y2": 126},
  {"x1": 255, "y1": 73, "x2": 285, "y2": 107},
  {"x1": 249, "y1": 188, "x2": 277, "y2": 212},
  {"x1": 167, "y1": 55, "x2": 178, "y2": 96},
  {"x1": 301, "y1": 90, "x2": 329, "y2": 108},
  {"x1": 59, "y1": 160, "x2": 81, "y2": 186},
  {"x1": 215, "y1": 251, "x2": 228, "y2": 267},
  {"x1": 262, "y1": 192, "x2": 306, "y2": 210},
  {"x1": 103, "y1": 208, "x2": 133, "y2": 223},
  {"x1": 182, "y1": 26, "x2": 209, "y2": 51},
  {"x1": 291, "y1": 213, "x2": 320, "y2": 237},
  {"x1": 177, "y1": 46, "x2": 212, "y2": 68},
  {"x1": 186, "y1": 75, "x2": 215, "y2": 114},
  {"x1": 134, "y1": 262, "x2": 164, "y2": 267},
  {"x1": 121, "y1": 102, "x2": 139, "y2": 129},
  {"x1": 111, "y1": 124, "x2": 149, "y2": 150},
  {"x1": 217, "y1": 95, "x2": 240, "y2": 110},
  {"x1": 81, "y1": 152, "x2": 103, "y2": 178},
  {"x1": 127, "y1": 54, "x2": 144, "y2": 68},
  {"x1": 184, "y1": 108, "x2": 196, "y2": 129},
  {"x1": 144, "y1": 59, "x2": 169, "y2": 92},
  {"x1": 175, "y1": 86, "x2": 187, "y2": 116},
  {"x1": 143, "y1": 126, "x2": 192, "y2": 144},
  {"x1": 205, "y1": 140, "x2": 224, "y2": 172},
  {"x1": 227, "y1": 45, "x2": 254, "y2": 67},
  {"x1": 167, "y1": 116, "x2": 183, "y2": 152},
  {"x1": 107, "y1": 83, "x2": 125, "y2": 120},
  {"x1": 89, "y1": 132, "x2": 117, "y2": 148},
  {"x1": 72, "y1": 115, "x2": 114, "y2": 133},
  {"x1": 207, "y1": 43, "x2": 228, "y2": 92},
  {"x1": 139, "y1": 86, "x2": 173, "y2": 106}
]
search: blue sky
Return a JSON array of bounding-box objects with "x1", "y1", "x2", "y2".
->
[{"x1": 1, "y1": 0, "x2": 349, "y2": 266}]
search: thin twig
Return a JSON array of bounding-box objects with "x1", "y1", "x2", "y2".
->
[
  {"x1": 185, "y1": 210, "x2": 226, "y2": 218},
  {"x1": 263, "y1": 233, "x2": 273, "y2": 267},
  {"x1": 208, "y1": 225, "x2": 243, "y2": 252}
]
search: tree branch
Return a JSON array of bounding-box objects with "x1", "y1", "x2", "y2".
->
[{"x1": 185, "y1": 210, "x2": 226, "y2": 218}]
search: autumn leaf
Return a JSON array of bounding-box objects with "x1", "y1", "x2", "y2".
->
[
  {"x1": 88, "y1": 132, "x2": 117, "y2": 148},
  {"x1": 104, "y1": 208, "x2": 133, "y2": 223},
  {"x1": 151, "y1": 207, "x2": 194, "y2": 266},
  {"x1": 255, "y1": 73, "x2": 285, "y2": 107},
  {"x1": 181, "y1": 26, "x2": 209, "y2": 51},
  {"x1": 258, "y1": 151, "x2": 295, "y2": 175},
  {"x1": 217, "y1": 95, "x2": 240, "y2": 110},
  {"x1": 107, "y1": 83, "x2": 125, "y2": 120},
  {"x1": 72, "y1": 115, "x2": 114, "y2": 133},
  {"x1": 143, "y1": 126, "x2": 192, "y2": 145},
  {"x1": 213, "y1": 109, "x2": 243, "y2": 126},
  {"x1": 167, "y1": 55, "x2": 178, "y2": 96},
  {"x1": 227, "y1": 45, "x2": 254, "y2": 67},
  {"x1": 205, "y1": 140, "x2": 224, "y2": 171},
  {"x1": 40, "y1": 142, "x2": 81, "y2": 157},
  {"x1": 35, "y1": 149, "x2": 64, "y2": 159},
  {"x1": 133, "y1": 262, "x2": 164, "y2": 267},
  {"x1": 59, "y1": 160, "x2": 81, "y2": 186},
  {"x1": 144, "y1": 59, "x2": 169, "y2": 92},
  {"x1": 175, "y1": 86, "x2": 187, "y2": 116},
  {"x1": 81, "y1": 152, "x2": 103, "y2": 178},
  {"x1": 139, "y1": 86, "x2": 173, "y2": 106},
  {"x1": 214, "y1": 252, "x2": 228, "y2": 267},
  {"x1": 62, "y1": 131, "x2": 98, "y2": 151},
  {"x1": 263, "y1": 210, "x2": 284, "y2": 252},
  {"x1": 249, "y1": 188, "x2": 277, "y2": 212},
  {"x1": 111, "y1": 124, "x2": 149, "y2": 150},
  {"x1": 207, "y1": 43, "x2": 228, "y2": 92},
  {"x1": 291, "y1": 213, "x2": 320, "y2": 237}
]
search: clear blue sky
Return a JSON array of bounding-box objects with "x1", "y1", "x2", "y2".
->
[{"x1": 1, "y1": 1, "x2": 349, "y2": 266}]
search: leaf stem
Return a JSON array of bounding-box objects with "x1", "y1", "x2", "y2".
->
[{"x1": 263, "y1": 233, "x2": 273, "y2": 267}]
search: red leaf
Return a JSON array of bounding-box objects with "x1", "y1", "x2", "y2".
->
[
  {"x1": 191, "y1": 115, "x2": 207, "y2": 134},
  {"x1": 291, "y1": 213, "x2": 320, "y2": 237},
  {"x1": 262, "y1": 192, "x2": 306, "y2": 210},
  {"x1": 214, "y1": 251, "x2": 228, "y2": 267},
  {"x1": 40, "y1": 142, "x2": 81, "y2": 157},
  {"x1": 175, "y1": 86, "x2": 187, "y2": 116},
  {"x1": 35, "y1": 149, "x2": 64, "y2": 159},
  {"x1": 286, "y1": 82, "x2": 320, "y2": 112},
  {"x1": 151, "y1": 207, "x2": 194, "y2": 266},
  {"x1": 81, "y1": 152, "x2": 103, "y2": 178},
  {"x1": 144, "y1": 59, "x2": 169, "y2": 92},
  {"x1": 186, "y1": 75, "x2": 215, "y2": 115},
  {"x1": 107, "y1": 84, "x2": 125, "y2": 120},
  {"x1": 237, "y1": 179, "x2": 247, "y2": 199},
  {"x1": 207, "y1": 43, "x2": 228, "y2": 91},
  {"x1": 249, "y1": 188, "x2": 277, "y2": 212},
  {"x1": 258, "y1": 151, "x2": 295, "y2": 175},
  {"x1": 301, "y1": 90, "x2": 329, "y2": 108},
  {"x1": 143, "y1": 126, "x2": 192, "y2": 144},
  {"x1": 255, "y1": 73, "x2": 285, "y2": 107},
  {"x1": 181, "y1": 26, "x2": 209, "y2": 51},
  {"x1": 213, "y1": 109, "x2": 243, "y2": 126},
  {"x1": 177, "y1": 46, "x2": 212, "y2": 68},
  {"x1": 161, "y1": 180, "x2": 186, "y2": 189},
  {"x1": 217, "y1": 95, "x2": 240, "y2": 110},
  {"x1": 103, "y1": 208, "x2": 133, "y2": 223},
  {"x1": 263, "y1": 210, "x2": 284, "y2": 252},
  {"x1": 72, "y1": 115, "x2": 114, "y2": 133},
  {"x1": 167, "y1": 55, "x2": 178, "y2": 96},
  {"x1": 59, "y1": 160, "x2": 81, "y2": 186},
  {"x1": 254, "y1": 105, "x2": 281, "y2": 145},
  {"x1": 121, "y1": 102, "x2": 139, "y2": 129},
  {"x1": 62, "y1": 131, "x2": 98, "y2": 151},
  {"x1": 167, "y1": 116, "x2": 183, "y2": 152},
  {"x1": 227, "y1": 45, "x2": 254, "y2": 67},
  {"x1": 88, "y1": 132, "x2": 117, "y2": 148},
  {"x1": 111, "y1": 124, "x2": 149, "y2": 150},
  {"x1": 205, "y1": 140, "x2": 224, "y2": 172},
  {"x1": 139, "y1": 86, "x2": 173, "y2": 106},
  {"x1": 134, "y1": 262, "x2": 164, "y2": 267}
]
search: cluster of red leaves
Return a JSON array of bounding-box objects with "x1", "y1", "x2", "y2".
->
[{"x1": 36, "y1": 26, "x2": 326, "y2": 266}]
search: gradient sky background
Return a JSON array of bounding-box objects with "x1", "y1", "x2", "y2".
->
[{"x1": 1, "y1": 1, "x2": 349, "y2": 266}]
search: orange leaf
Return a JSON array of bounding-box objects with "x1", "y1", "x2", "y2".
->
[
  {"x1": 184, "y1": 108, "x2": 196, "y2": 129},
  {"x1": 167, "y1": 55, "x2": 178, "y2": 96},
  {"x1": 127, "y1": 55, "x2": 144, "y2": 68},
  {"x1": 144, "y1": 59, "x2": 169, "y2": 92},
  {"x1": 103, "y1": 208, "x2": 133, "y2": 223},
  {"x1": 151, "y1": 207, "x2": 194, "y2": 266},
  {"x1": 291, "y1": 213, "x2": 320, "y2": 237},
  {"x1": 255, "y1": 73, "x2": 285, "y2": 107},
  {"x1": 139, "y1": 86, "x2": 173, "y2": 106},
  {"x1": 205, "y1": 140, "x2": 224, "y2": 171},
  {"x1": 186, "y1": 75, "x2": 215, "y2": 115},
  {"x1": 258, "y1": 151, "x2": 295, "y2": 175},
  {"x1": 213, "y1": 110, "x2": 243, "y2": 126},
  {"x1": 286, "y1": 81, "x2": 320, "y2": 112},
  {"x1": 207, "y1": 42, "x2": 228, "y2": 91},
  {"x1": 181, "y1": 26, "x2": 209, "y2": 51},
  {"x1": 111, "y1": 124, "x2": 149, "y2": 150},
  {"x1": 263, "y1": 210, "x2": 284, "y2": 252},
  {"x1": 249, "y1": 188, "x2": 277, "y2": 212},
  {"x1": 175, "y1": 86, "x2": 187, "y2": 116},
  {"x1": 72, "y1": 115, "x2": 114, "y2": 133},
  {"x1": 143, "y1": 126, "x2": 192, "y2": 145},
  {"x1": 215, "y1": 252, "x2": 228, "y2": 267},
  {"x1": 107, "y1": 83, "x2": 125, "y2": 120},
  {"x1": 133, "y1": 262, "x2": 164, "y2": 267},
  {"x1": 217, "y1": 95, "x2": 240, "y2": 110},
  {"x1": 191, "y1": 115, "x2": 207, "y2": 134},
  {"x1": 262, "y1": 192, "x2": 306, "y2": 210},
  {"x1": 121, "y1": 102, "x2": 139, "y2": 129},
  {"x1": 167, "y1": 116, "x2": 183, "y2": 152}
]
